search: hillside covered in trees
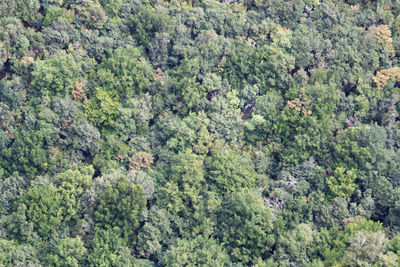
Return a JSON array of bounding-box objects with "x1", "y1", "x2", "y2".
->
[{"x1": 1, "y1": 0, "x2": 400, "y2": 265}]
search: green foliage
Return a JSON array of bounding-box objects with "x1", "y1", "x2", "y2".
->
[
  {"x1": 326, "y1": 167, "x2": 357, "y2": 200},
  {"x1": 2, "y1": 0, "x2": 400, "y2": 265},
  {"x1": 387, "y1": 186, "x2": 400, "y2": 229},
  {"x1": 163, "y1": 235, "x2": 231, "y2": 266},
  {"x1": 0, "y1": 130, "x2": 54, "y2": 178},
  {"x1": 0, "y1": 172, "x2": 29, "y2": 212},
  {"x1": 40, "y1": 0, "x2": 63, "y2": 9},
  {"x1": 0, "y1": 17, "x2": 44, "y2": 69},
  {"x1": 124, "y1": 3, "x2": 171, "y2": 46},
  {"x1": 1, "y1": 204, "x2": 40, "y2": 244},
  {"x1": 343, "y1": 230, "x2": 397, "y2": 266},
  {"x1": 333, "y1": 127, "x2": 374, "y2": 171},
  {"x1": 343, "y1": 219, "x2": 384, "y2": 236},
  {"x1": 275, "y1": 223, "x2": 315, "y2": 265},
  {"x1": 92, "y1": 177, "x2": 146, "y2": 244},
  {"x1": 245, "y1": 90, "x2": 284, "y2": 142},
  {"x1": 173, "y1": 58, "x2": 205, "y2": 114},
  {"x1": 31, "y1": 52, "x2": 83, "y2": 96},
  {"x1": 136, "y1": 206, "x2": 173, "y2": 258},
  {"x1": 205, "y1": 151, "x2": 257, "y2": 194},
  {"x1": 18, "y1": 185, "x2": 62, "y2": 239},
  {"x1": 157, "y1": 150, "x2": 205, "y2": 220},
  {"x1": 88, "y1": 229, "x2": 137, "y2": 267},
  {"x1": 0, "y1": 239, "x2": 38, "y2": 266},
  {"x1": 0, "y1": 0, "x2": 40, "y2": 23},
  {"x1": 217, "y1": 190, "x2": 275, "y2": 264},
  {"x1": 254, "y1": 25, "x2": 296, "y2": 91},
  {"x1": 43, "y1": 236, "x2": 87, "y2": 267},
  {"x1": 77, "y1": 1, "x2": 108, "y2": 29},
  {"x1": 84, "y1": 88, "x2": 120, "y2": 130},
  {"x1": 100, "y1": 0, "x2": 123, "y2": 17},
  {"x1": 93, "y1": 45, "x2": 154, "y2": 99},
  {"x1": 55, "y1": 166, "x2": 94, "y2": 224},
  {"x1": 43, "y1": 6, "x2": 65, "y2": 26}
]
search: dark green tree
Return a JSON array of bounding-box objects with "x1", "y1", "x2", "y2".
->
[
  {"x1": 92, "y1": 178, "x2": 146, "y2": 244},
  {"x1": 0, "y1": 130, "x2": 54, "y2": 178},
  {"x1": 17, "y1": 185, "x2": 62, "y2": 239},
  {"x1": 217, "y1": 190, "x2": 275, "y2": 264},
  {"x1": 205, "y1": 151, "x2": 257, "y2": 194}
]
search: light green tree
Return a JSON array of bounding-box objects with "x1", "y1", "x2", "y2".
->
[
  {"x1": 326, "y1": 167, "x2": 357, "y2": 200},
  {"x1": 88, "y1": 229, "x2": 136, "y2": 267},
  {"x1": 31, "y1": 52, "x2": 83, "y2": 96},
  {"x1": 43, "y1": 236, "x2": 87, "y2": 267},
  {"x1": 163, "y1": 235, "x2": 231, "y2": 267}
]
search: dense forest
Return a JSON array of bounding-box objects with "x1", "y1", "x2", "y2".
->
[{"x1": 1, "y1": 0, "x2": 400, "y2": 265}]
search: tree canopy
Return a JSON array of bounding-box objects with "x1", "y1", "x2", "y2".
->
[{"x1": 0, "y1": 0, "x2": 400, "y2": 265}]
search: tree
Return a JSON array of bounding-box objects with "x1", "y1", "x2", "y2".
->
[
  {"x1": 92, "y1": 45, "x2": 153, "y2": 100},
  {"x1": 1, "y1": 204, "x2": 40, "y2": 244},
  {"x1": 136, "y1": 206, "x2": 173, "y2": 259},
  {"x1": 245, "y1": 90, "x2": 284, "y2": 143},
  {"x1": 0, "y1": 76, "x2": 27, "y2": 112},
  {"x1": 217, "y1": 190, "x2": 275, "y2": 265},
  {"x1": 207, "y1": 89, "x2": 244, "y2": 144},
  {"x1": 99, "y1": 0, "x2": 123, "y2": 17},
  {"x1": 41, "y1": 0, "x2": 66, "y2": 26},
  {"x1": 0, "y1": 17, "x2": 43, "y2": 65},
  {"x1": 17, "y1": 185, "x2": 62, "y2": 239},
  {"x1": 333, "y1": 127, "x2": 373, "y2": 170},
  {"x1": 0, "y1": 0, "x2": 40, "y2": 23},
  {"x1": 148, "y1": 32, "x2": 171, "y2": 68},
  {"x1": 274, "y1": 223, "x2": 315, "y2": 265},
  {"x1": 326, "y1": 167, "x2": 357, "y2": 200},
  {"x1": 77, "y1": 0, "x2": 108, "y2": 30},
  {"x1": 156, "y1": 150, "x2": 205, "y2": 222},
  {"x1": 123, "y1": 2, "x2": 171, "y2": 47},
  {"x1": 2, "y1": 0, "x2": 400, "y2": 264},
  {"x1": 92, "y1": 177, "x2": 146, "y2": 244},
  {"x1": 80, "y1": 168, "x2": 126, "y2": 215},
  {"x1": 125, "y1": 170, "x2": 154, "y2": 200},
  {"x1": 205, "y1": 151, "x2": 257, "y2": 194},
  {"x1": 387, "y1": 186, "x2": 400, "y2": 229},
  {"x1": 0, "y1": 172, "x2": 29, "y2": 212},
  {"x1": 163, "y1": 235, "x2": 231, "y2": 267},
  {"x1": 0, "y1": 239, "x2": 38, "y2": 266},
  {"x1": 31, "y1": 52, "x2": 83, "y2": 96},
  {"x1": 236, "y1": 24, "x2": 295, "y2": 93},
  {"x1": 88, "y1": 229, "x2": 137, "y2": 267},
  {"x1": 43, "y1": 236, "x2": 87, "y2": 267},
  {"x1": 70, "y1": 121, "x2": 101, "y2": 154},
  {"x1": 41, "y1": 18, "x2": 79, "y2": 53},
  {"x1": 55, "y1": 166, "x2": 94, "y2": 225},
  {"x1": 0, "y1": 130, "x2": 54, "y2": 178},
  {"x1": 84, "y1": 88, "x2": 120, "y2": 130},
  {"x1": 343, "y1": 231, "x2": 397, "y2": 266}
]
